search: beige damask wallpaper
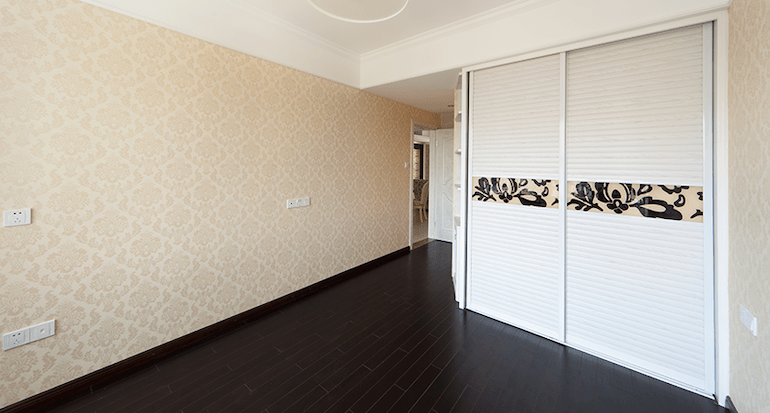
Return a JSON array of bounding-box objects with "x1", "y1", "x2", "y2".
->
[
  {"x1": 729, "y1": 0, "x2": 770, "y2": 411},
  {"x1": 0, "y1": 0, "x2": 440, "y2": 406}
]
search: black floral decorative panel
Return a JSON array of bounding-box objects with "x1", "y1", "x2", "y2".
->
[
  {"x1": 566, "y1": 181, "x2": 704, "y2": 222},
  {"x1": 472, "y1": 177, "x2": 558, "y2": 208}
]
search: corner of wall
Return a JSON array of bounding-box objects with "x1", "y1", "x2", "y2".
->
[{"x1": 727, "y1": 0, "x2": 770, "y2": 411}]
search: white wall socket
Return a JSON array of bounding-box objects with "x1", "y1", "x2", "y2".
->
[
  {"x1": 3, "y1": 320, "x2": 55, "y2": 350},
  {"x1": 3, "y1": 208, "x2": 31, "y2": 227},
  {"x1": 3, "y1": 328, "x2": 29, "y2": 350},
  {"x1": 740, "y1": 305, "x2": 758, "y2": 336}
]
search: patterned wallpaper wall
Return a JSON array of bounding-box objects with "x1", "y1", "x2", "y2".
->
[
  {"x1": 0, "y1": 0, "x2": 440, "y2": 407},
  {"x1": 729, "y1": 0, "x2": 770, "y2": 411}
]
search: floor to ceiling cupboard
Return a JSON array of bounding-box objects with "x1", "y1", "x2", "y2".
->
[{"x1": 466, "y1": 23, "x2": 714, "y2": 395}]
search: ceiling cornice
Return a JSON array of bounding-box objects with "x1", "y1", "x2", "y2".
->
[
  {"x1": 228, "y1": 0, "x2": 360, "y2": 61},
  {"x1": 360, "y1": 0, "x2": 560, "y2": 62},
  {"x1": 80, "y1": 0, "x2": 361, "y2": 87}
]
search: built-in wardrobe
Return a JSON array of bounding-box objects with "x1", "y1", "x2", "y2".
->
[{"x1": 464, "y1": 23, "x2": 714, "y2": 395}]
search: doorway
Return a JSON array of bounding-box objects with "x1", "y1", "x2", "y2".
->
[
  {"x1": 410, "y1": 124, "x2": 455, "y2": 249},
  {"x1": 412, "y1": 129, "x2": 431, "y2": 249}
]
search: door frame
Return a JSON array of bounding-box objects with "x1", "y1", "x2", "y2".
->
[
  {"x1": 456, "y1": 11, "x2": 730, "y2": 405},
  {"x1": 409, "y1": 121, "x2": 435, "y2": 249}
]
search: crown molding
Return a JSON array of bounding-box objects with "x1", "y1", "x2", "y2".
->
[
  {"x1": 360, "y1": 0, "x2": 732, "y2": 64},
  {"x1": 360, "y1": 0, "x2": 559, "y2": 62},
  {"x1": 79, "y1": 0, "x2": 361, "y2": 87},
  {"x1": 228, "y1": 0, "x2": 360, "y2": 61},
  {"x1": 359, "y1": 0, "x2": 731, "y2": 88}
]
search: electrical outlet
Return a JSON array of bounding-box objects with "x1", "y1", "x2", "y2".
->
[
  {"x1": 30, "y1": 320, "x2": 55, "y2": 342},
  {"x1": 2, "y1": 320, "x2": 56, "y2": 350},
  {"x1": 741, "y1": 305, "x2": 758, "y2": 336},
  {"x1": 3, "y1": 328, "x2": 29, "y2": 351},
  {"x1": 3, "y1": 208, "x2": 31, "y2": 227}
]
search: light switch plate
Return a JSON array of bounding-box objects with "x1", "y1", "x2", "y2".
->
[
  {"x1": 287, "y1": 198, "x2": 310, "y2": 209},
  {"x1": 30, "y1": 320, "x2": 55, "y2": 342}
]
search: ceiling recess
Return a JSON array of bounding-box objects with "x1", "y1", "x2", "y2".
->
[{"x1": 307, "y1": 0, "x2": 409, "y2": 23}]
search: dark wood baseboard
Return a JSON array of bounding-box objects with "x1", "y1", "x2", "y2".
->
[
  {"x1": 0, "y1": 247, "x2": 410, "y2": 413},
  {"x1": 725, "y1": 396, "x2": 738, "y2": 413}
]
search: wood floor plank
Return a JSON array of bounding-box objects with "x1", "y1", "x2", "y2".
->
[
  {"x1": 281, "y1": 385, "x2": 328, "y2": 413},
  {"x1": 389, "y1": 365, "x2": 442, "y2": 413},
  {"x1": 313, "y1": 334, "x2": 380, "y2": 388},
  {"x1": 360, "y1": 385, "x2": 404, "y2": 413},
  {"x1": 306, "y1": 365, "x2": 373, "y2": 412},
  {"x1": 259, "y1": 349, "x2": 345, "y2": 413},
  {"x1": 431, "y1": 322, "x2": 505, "y2": 413},
  {"x1": 506, "y1": 337, "x2": 554, "y2": 413},
  {"x1": 448, "y1": 386, "x2": 481, "y2": 413},
  {"x1": 551, "y1": 349, "x2": 587, "y2": 413},
  {"x1": 393, "y1": 313, "x2": 473, "y2": 391},
  {"x1": 405, "y1": 320, "x2": 492, "y2": 413},
  {"x1": 593, "y1": 358, "x2": 618, "y2": 413},
  {"x1": 348, "y1": 334, "x2": 438, "y2": 413},
  {"x1": 469, "y1": 330, "x2": 526, "y2": 413},
  {"x1": 47, "y1": 242, "x2": 726, "y2": 413},
  {"x1": 324, "y1": 349, "x2": 410, "y2": 413}
]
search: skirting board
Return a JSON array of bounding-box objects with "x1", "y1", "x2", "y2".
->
[
  {"x1": 726, "y1": 396, "x2": 738, "y2": 413},
  {"x1": 0, "y1": 246, "x2": 410, "y2": 413}
]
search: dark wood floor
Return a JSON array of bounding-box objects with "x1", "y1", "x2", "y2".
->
[{"x1": 49, "y1": 241, "x2": 726, "y2": 413}]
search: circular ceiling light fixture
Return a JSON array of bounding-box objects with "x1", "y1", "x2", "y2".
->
[{"x1": 307, "y1": 0, "x2": 409, "y2": 23}]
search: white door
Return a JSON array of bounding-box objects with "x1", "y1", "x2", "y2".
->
[
  {"x1": 467, "y1": 54, "x2": 563, "y2": 341},
  {"x1": 564, "y1": 24, "x2": 714, "y2": 395},
  {"x1": 429, "y1": 129, "x2": 454, "y2": 242}
]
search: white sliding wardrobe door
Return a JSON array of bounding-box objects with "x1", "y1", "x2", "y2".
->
[
  {"x1": 565, "y1": 24, "x2": 713, "y2": 393},
  {"x1": 468, "y1": 54, "x2": 562, "y2": 341}
]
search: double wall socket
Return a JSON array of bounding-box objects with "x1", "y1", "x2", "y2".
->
[
  {"x1": 3, "y1": 208, "x2": 31, "y2": 227},
  {"x1": 287, "y1": 197, "x2": 310, "y2": 209},
  {"x1": 3, "y1": 320, "x2": 55, "y2": 350}
]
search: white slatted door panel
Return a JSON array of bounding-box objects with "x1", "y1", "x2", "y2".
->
[
  {"x1": 472, "y1": 54, "x2": 561, "y2": 179},
  {"x1": 565, "y1": 24, "x2": 712, "y2": 394},
  {"x1": 469, "y1": 203, "x2": 561, "y2": 340},
  {"x1": 567, "y1": 25, "x2": 704, "y2": 185},
  {"x1": 566, "y1": 212, "x2": 706, "y2": 391},
  {"x1": 468, "y1": 54, "x2": 561, "y2": 340}
]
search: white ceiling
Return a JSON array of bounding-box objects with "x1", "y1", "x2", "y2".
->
[
  {"x1": 364, "y1": 68, "x2": 460, "y2": 114},
  {"x1": 235, "y1": 0, "x2": 520, "y2": 114},
  {"x1": 83, "y1": 0, "x2": 731, "y2": 115},
  {"x1": 237, "y1": 0, "x2": 521, "y2": 54}
]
